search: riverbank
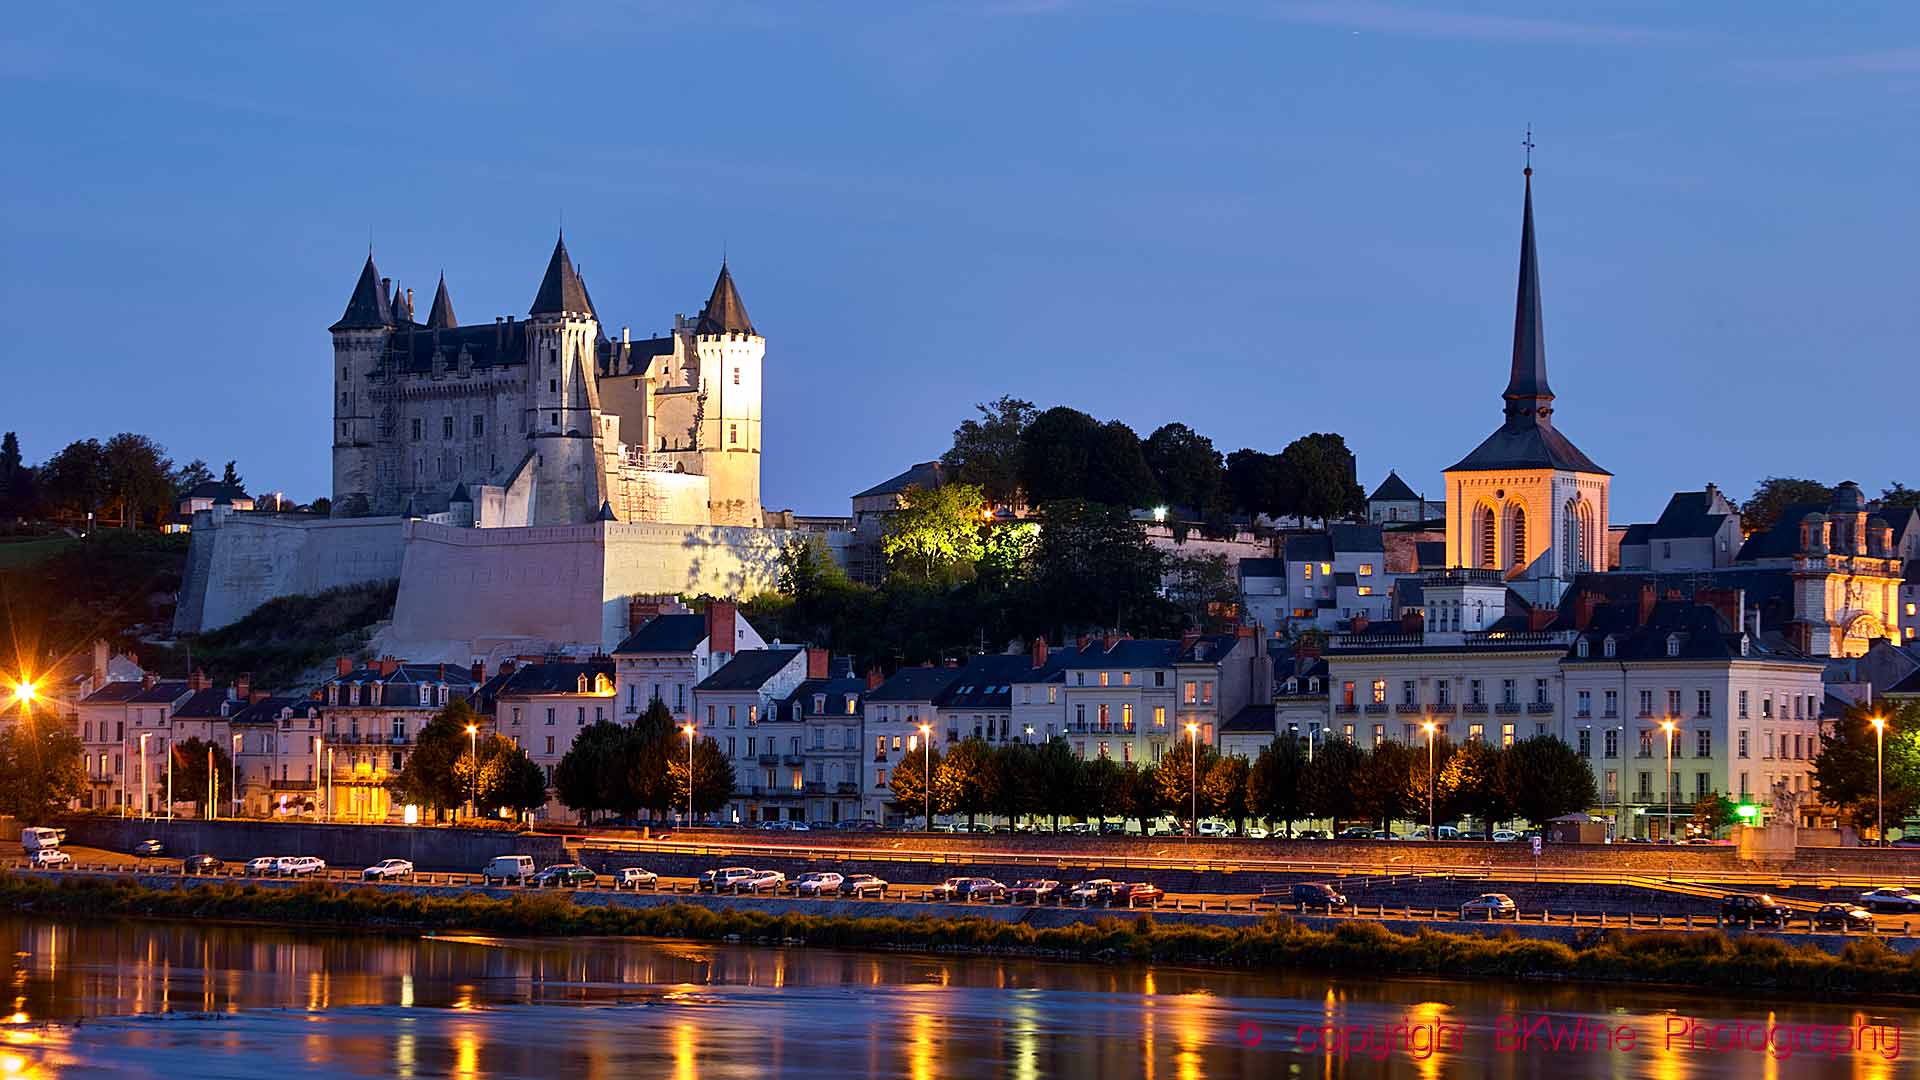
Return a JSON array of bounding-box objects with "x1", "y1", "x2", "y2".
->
[{"x1": 4, "y1": 873, "x2": 1917, "y2": 997}]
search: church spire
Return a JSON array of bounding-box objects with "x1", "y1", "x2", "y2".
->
[
  {"x1": 330, "y1": 253, "x2": 393, "y2": 331},
  {"x1": 426, "y1": 272, "x2": 457, "y2": 329},
  {"x1": 696, "y1": 260, "x2": 756, "y2": 335},
  {"x1": 530, "y1": 233, "x2": 591, "y2": 317},
  {"x1": 1502, "y1": 163, "x2": 1553, "y2": 425}
]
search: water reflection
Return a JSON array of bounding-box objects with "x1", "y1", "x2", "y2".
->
[{"x1": 0, "y1": 917, "x2": 1915, "y2": 1078}]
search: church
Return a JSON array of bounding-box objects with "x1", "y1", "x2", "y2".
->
[{"x1": 330, "y1": 236, "x2": 765, "y2": 528}]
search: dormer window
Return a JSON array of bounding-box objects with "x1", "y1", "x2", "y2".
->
[
  {"x1": 577, "y1": 674, "x2": 590, "y2": 694},
  {"x1": 1284, "y1": 678, "x2": 1298, "y2": 694},
  {"x1": 1666, "y1": 634, "x2": 1681, "y2": 658},
  {"x1": 813, "y1": 694, "x2": 826, "y2": 715},
  {"x1": 1602, "y1": 638, "x2": 1617, "y2": 659},
  {"x1": 1739, "y1": 635, "x2": 1751, "y2": 657},
  {"x1": 1309, "y1": 678, "x2": 1321, "y2": 693},
  {"x1": 1576, "y1": 638, "x2": 1590, "y2": 659}
]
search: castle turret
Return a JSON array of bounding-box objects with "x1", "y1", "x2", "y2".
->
[
  {"x1": 329, "y1": 253, "x2": 393, "y2": 516},
  {"x1": 426, "y1": 273, "x2": 457, "y2": 330},
  {"x1": 525, "y1": 234, "x2": 607, "y2": 524},
  {"x1": 692, "y1": 260, "x2": 765, "y2": 526}
]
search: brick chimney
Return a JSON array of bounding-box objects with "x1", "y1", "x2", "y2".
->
[
  {"x1": 1076, "y1": 634, "x2": 1090, "y2": 651},
  {"x1": 378, "y1": 656, "x2": 400, "y2": 678},
  {"x1": 500, "y1": 659, "x2": 518, "y2": 676},
  {"x1": 628, "y1": 596, "x2": 666, "y2": 632},
  {"x1": 1351, "y1": 612, "x2": 1370, "y2": 633},
  {"x1": 1573, "y1": 589, "x2": 1599, "y2": 631},
  {"x1": 336, "y1": 656, "x2": 354, "y2": 677},
  {"x1": 1030, "y1": 635, "x2": 1048, "y2": 670},
  {"x1": 1400, "y1": 609, "x2": 1423, "y2": 634},
  {"x1": 1637, "y1": 583, "x2": 1657, "y2": 626},
  {"x1": 1527, "y1": 606, "x2": 1555, "y2": 631},
  {"x1": 91, "y1": 639, "x2": 109, "y2": 689},
  {"x1": 250, "y1": 690, "x2": 269, "y2": 704},
  {"x1": 310, "y1": 687, "x2": 323, "y2": 700},
  {"x1": 1180, "y1": 627, "x2": 1202, "y2": 652},
  {"x1": 470, "y1": 660, "x2": 485, "y2": 683},
  {"x1": 866, "y1": 665, "x2": 886, "y2": 691},
  {"x1": 188, "y1": 668, "x2": 209, "y2": 692},
  {"x1": 706, "y1": 600, "x2": 738, "y2": 651},
  {"x1": 141, "y1": 672, "x2": 157, "y2": 690},
  {"x1": 807, "y1": 647, "x2": 830, "y2": 679},
  {"x1": 235, "y1": 672, "x2": 251, "y2": 700},
  {"x1": 1295, "y1": 636, "x2": 1322, "y2": 661}
]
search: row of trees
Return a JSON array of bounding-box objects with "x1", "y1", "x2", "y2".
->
[
  {"x1": 941, "y1": 396, "x2": 1367, "y2": 525},
  {"x1": 387, "y1": 701, "x2": 551, "y2": 819},
  {"x1": 0, "y1": 429, "x2": 287, "y2": 527},
  {"x1": 885, "y1": 733, "x2": 1596, "y2": 835},
  {"x1": 552, "y1": 701, "x2": 735, "y2": 821},
  {"x1": 1813, "y1": 701, "x2": 1920, "y2": 838}
]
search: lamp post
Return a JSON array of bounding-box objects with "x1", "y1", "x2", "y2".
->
[
  {"x1": 1185, "y1": 722, "x2": 1199, "y2": 840},
  {"x1": 1422, "y1": 721, "x2": 1437, "y2": 841},
  {"x1": 138, "y1": 732, "x2": 151, "y2": 820},
  {"x1": 681, "y1": 724, "x2": 697, "y2": 826},
  {"x1": 165, "y1": 736, "x2": 173, "y2": 822},
  {"x1": 918, "y1": 723, "x2": 933, "y2": 832},
  {"x1": 231, "y1": 732, "x2": 242, "y2": 819},
  {"x1": 1660, "y1": 719, "x2": 1677, "y2": 843},
  {"x1": 325, "y1": 748, "x2": 334, "y2": 823},
  {"x1": 1870, "y1": 715, "x2": 1887, "y2": 847},
  {"x1": 312, "y1": 736, "x2": 324, "y2": 820},
  {"x1": 464, "y1": 724, "x2": 478, "y2": 820}
]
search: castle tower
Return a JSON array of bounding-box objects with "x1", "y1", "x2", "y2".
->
[
  {"x1": 525, "y1": 234, "x2": 608, "y2": 524},
  {"x1": 692, "y1": 261, "x2": 764, "y2": 526},
  {"x1": 329, "y1": 253, "x2": 393, "y2": 516},
  {"x1": 1442, "y1": 166, "x2": 1610, "y2": 606}
]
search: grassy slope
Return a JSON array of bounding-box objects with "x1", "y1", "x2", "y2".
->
[
  {"x1": 155, "y1": 581, "x2": 398, "y2": 691},
  {"x1": 0, "y1": 538, "x2": 77, "y2": 570}
]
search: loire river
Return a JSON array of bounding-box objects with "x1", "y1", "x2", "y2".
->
[{"x1": 0, "y1": 916, "x2": 1914, "y2": 1078}]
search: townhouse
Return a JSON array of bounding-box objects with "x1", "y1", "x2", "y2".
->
[
  {"x1": 312, "y1": 657, "x2": 478, "y2": 820},
  {"x1": 612, "y1": 600, "x2": 765, "y2": 722},
  {"x1": 692, "y1": 647, "x2": 821, "y2": 824}
]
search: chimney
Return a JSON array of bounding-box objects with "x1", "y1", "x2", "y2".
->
[
  {"x1": 91, "y1": 639, "x2": 109, "y2": 688},
  {"x1": 406, "y1": 286, "x2": 413, "y2": 313},
  {"x1": 1695, "y1": 587, "x2": 1745, "y2": 634},
  {"x1": 1235, "y1": 624, "x2": 1255, "y2": 639},
  {"x1": 706, "y1": 600, "x2": 738, "y2": 652},
  {"x1": 866, "y1": 665, "x2": 885, "y2": 691},
  {"x1": 1076, "y1": 634, "x2": 1090, "y2": 651},
  {"x1": 235, "y1": 672, "x2": 251, "y2": 700},
  {"x1": 1527, "y1": 606, "x2": 1555, "y2": 631},
  {"x1": 1351, "y1": 612, "x2": 1369, "y2": 633},
  {"x1": 310, "y1": 687, "x2": 323, "y2": 700},
  {"x1": 189, "y1": 668, "x2": 209, "y2": 691},
  {"x1": 1638, "y1": 582, "x2": 1658, "y2": 626},
  {"x1": 1030, "y1": 635, "x2": 1048, "y2": 670},
  {"x1": 470, "y1": 660, "x2": 485, "y2": 683},
  {"x1": 1574, "y1": 589, "x2": 1599, "y2": 631},
  {"x1": 141, "y1": 672, "x2": 157, "y2": 691},
  {"x1": 336, "y1": 656, "x2": 354, "y2": 677},
  {"x1": 378, "y1": 656, "x2": 400, "y2": 678},
  {"x1": 1296, "y1": 636, "x2": 1322, "y2": 661},
  {"x1": 500, "y1": 659, "x2": 518, "y2": 676},
  {"x1": 629, "y1": 596, "x2": 665, "y2": 632},
  {"x1": 250, "y1": 690, "x2": 269, "y2": 704},
  {"x1": 1400, "y1": 609, "x2": 1423, "y2": 634},
  {"x1": 495, "y1": 316, "x2": 503, "y2": 349},
  {"x1": 807, "y1": 647, "x2": 830, "y2": 679},
  {"x1": 1180, "y1": 627, "x2": 1202, "y2": 652},
  {"x1": 380, "y1": 276, "x2": 391, "y2": 300}
]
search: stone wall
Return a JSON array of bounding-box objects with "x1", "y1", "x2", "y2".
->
[
  {"x1": 174, "y1": 513, "x2": 407, "y2": 633},
  {"x1": 56, "y1": 818, "x2": 567, "y2": 872}
]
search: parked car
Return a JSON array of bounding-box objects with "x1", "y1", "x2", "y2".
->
[
  {"x1": 183, "y1": 854, "x2": 223, "y2": 875},
  {"x1": 615, "y1": 867, "x2": 659, "y2": 890},
  {"x1": 1196, "y1": 821, "x2": 1231, "y2": 838},
  {"x1": 740, "y1": 870, "x2": 786, "y2": 893},
  {"x1": 965, "y1": 879, "x2": 1010, "y2": 901},
  {"x1": 1720, "y1": 893, "x2": 1791, "y2": 929},
  {"x1": 362, "y1": 858, "x2": 414, "y2": 881},
  {"x1": 19, "y1": 827, "x2": 64, "y2": 853},
  {"x1": 1490, "y1": 829, "x2": 1521, "y2": 843},
  {"x1": 133, "y1": 838, "x2": 165, "y2": 857},
  {"x1": 698, "y1": 867, "x2": 756, "y2": 893},
  {"x1": 28, "y1": 849, "x2": 71, "y2": 868},
  {"x1": 1008, "y1": 879, "x2": 1063, "y2": 905},
  {"x1": 1336, "y1": 827, "x2": 1372, "y2": 840},
  {"x1": 789, "y1": 872, "x2": 845, "y2": 896},
  {"x1": 1858, "y1": 887, "x2": 1920, "y2": 913},
  {"x1": 274, "y1": 856, "x2": 326, "y2": 878},
  {"x1": 1812, "y1": 904, "x2": 1875, "y2": 932},
  {"x1": 1243, "y1": 826, "x2": 1270, "y2": 840},
  {"x1": 1295, "y1": 829, "x2": 1328, "y2": 840},
  {"x1": 1370, "y1": 830, "x2": 1403, "y2": 841},
  {"x1": 1066, "y1": 879, "x2": 1119, "y2": 904},
  {"x1": 480, "y1": 855, "x2": 537, "y2": 885},
  {"x1": 839, "y1": 874, "x2": 889, "y2": 898},
  {"x1": 244, "y1": 856, "x2": 280, "y2": 876},
  {"x1": 534, "y1": 864, "x2": 596, "y2": 888},
  {"x1": 1098, "y1": 822, "x2": 1129, "y2": 836},
  {"x1": 1108, "y1": 882, "x2": 1163, "y2": 908},
  {"x1": 1459, "y1": 893, "x2": 1518, "y2": 920},
  {"x1": 927, "y1": 876, "x2": 1001, "y2": 901},
  {"x1": 1290, "y1": 882, "x2": 1352, "y2": 913}
]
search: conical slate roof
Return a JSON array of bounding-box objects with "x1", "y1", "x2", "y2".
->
[
  {"x1": 330, "y1": 254, "x2": 393, "y2": 331},
  {"x1": 426, "y1": 274, "x2": 458, "y2": 329},
  {"x1": 696, "y1": 261, "x2": 755, "y2": 335},
  {"x1": 1368, "y1": 470, "x2": 1420, "y2": 503},
  {"x1": 530, "y1": 234, "x2": 591, "y2": 317}
]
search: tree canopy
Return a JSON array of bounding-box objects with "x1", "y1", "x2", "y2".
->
[
  {"x1": 941, "y1": 396, "x2": 1034, "y2": 507},
  {"x1": 1740, "y1": 477, "x2": 1832, "y2": 536}
]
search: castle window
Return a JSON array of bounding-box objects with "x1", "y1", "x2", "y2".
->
[
  {"x1": 729, "y1": 424, "x2": 739, "y2": 445},
  {"x1": 472, "y1": 415, "x2": 484, "y2": 437},
  {"x1": 410, "y1": 418, "x2": 423, "y2": 441},
  {"x1": 1509, "y1": 505, "x2": 1527, "y2": 569},
  {"x1": 732, "y1": 367, "x2": 740, "y2": 385},
  {"x1": 549, "y1": 379, "x2": 557, "y2": 393},
  {"x1": 1475, "y1": 505, "x2": 1496, "y2": 569},
  {"x1": 442, "y1": 416, "x2": 454, "y2": 440},
  {"x1": 550, "y1": 413, "x2": 558, "y2": 426}
]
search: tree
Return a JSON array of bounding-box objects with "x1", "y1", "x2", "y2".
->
[
  {"x1": 102, "y1": 433, "x2": 175, "y2": 529},
  {"x1": 1276, "y1": 433, "x2": 1364, "y2": 522},
  {"x1": 388, "y1": 699, "x2": 482, "y2": 817},
  {"x1": 170, "y1": 736, "x2": 234, "y2": 816},
  {"x1": 491, "y1": 746, "x2": 552, "y2": 817},
  {"x1": 1226, "y1": 448, "x2": 1286, "y2": 519},
  {"x1": 667, "y1": 736, "x2": 735, "y2": 821},
  {"x1": 308, "y1": 496, "x2": 333, "y2": 517},
  {"x1": 1406, "y1": 737, "x2": 1460, "y2": 827},
  {"x1": 38, "y1": 438, "x2": 109, "y2": 523},
  {"x1": 1813, "y1": 701, "x2": 1920, "y2": 837},
  {"x1": 1018, "y1": 407, "x2": 1103, "y2": 505},
  {"x1": 1026, "y1": 500, "x2": 1175, "y2": 638},
  {"x1": 934, "y1": 737, "x2": 994, "y2": 828},
  {"x1": 1028, "y1": 738, "x2": 1080, "y2": 830},
  {"x1": 0, "y1": 432, "x2": 32, "y2": 520},
  {"x1": 942, "y1": 395, "x2": 1035, "y2": 507},
  {"x1": 1355, "y1": 740, "x2": 1421, "y2": 830},
  {"x1": 172, "y1": 459, "x2": 215, "y2": 499},
  {"x1": 1084, "y1": 420, "x2": 1158, "y2": 508},
  {"x1": 984, "y1": 742, "x2": 1036, "y2": 828},
  {"x1": 1497, "y1": 736, "x2": 1597, "y2": 828},
  {"x1": 1741, "y1": 477, "x2": 1831, "y2": 536},
  {"x1": 1143, "y1": 423, "x2": 1225, "y2": 515},
  {"x1": 1204, "y1": 754, "x2": 1251, "y2": 832},
  {"x1": 1300, "y1": 738, "x2": 1365, "y2": 827},
  {"x1": 1690, "y1": 793, "x2": 1740, "y2": 836},
  {"x1": 1077, "y1": 755, "x2": 1124, "y2": 825},
  {"x1": 889, "y1": 743, "x2": 946, "y2": 826},
  {"x1": 554, "y1": 719, "x2": 637, "y2": 822},
  {"x1": 1880, "y1": 483, "x2": 1920, "y2": 511},
  {"x1": 881, "y1": 482, "x2": 988, "y2": 585},
  {"x1": 1166, "y1": 553, "x2": 1240, "y2": 632},
  {"x1": 1118, "y1": 760, "x2": 1160, "y2": 832},
  {"x1": 1248, "y1": 736, "x2": 1308, "y2": 835},
  {"x1": 0, "y1": 724, "x2": 84, "y2": 823},
  {"x1": 1443, "y1": 739, "x2": 1511, "y2": 837},
  {"x1": 220, "y1": 460, "x2": 246, "y2": 492},
  {"x1": 1153, "y1": 741, "x2": 1221, "y2": 830}
]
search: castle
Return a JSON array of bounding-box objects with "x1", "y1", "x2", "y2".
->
[{"x1": 330, "y1": 236, "x2": 764, "y2": 528}]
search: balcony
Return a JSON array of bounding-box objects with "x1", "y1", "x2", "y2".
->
[
  {"x1": 1462, "y1": 703, "x2": 1488, "y2": 715},
  {"x1": 803, "y1": 781, "x2": 827, "y2": 794},
  {"x1": 835, "y1": 781, "x2": 860, "y2": 794},
  {"x1": 1494, "y1": 703, "x2": 1522, "y2": 716},
  {"x1": 782, "y1": 754, "x2": 805, "y2": 766},
  {"x1": 1363, "y1": 703, "x2": 1387, "y2": 715},
  {"x1": 1394, "y1": 703, "x2": 1422, "y2": 714},
  {"x1": 1527, "y1": 702, "x2": 1554, "y2": 715},
  {"x1": 757, "y1": 753, "x2": 780, "y2": 765},
  {"x1": 1334, "y1": 704, "x2": 1359, "y2": 715}
]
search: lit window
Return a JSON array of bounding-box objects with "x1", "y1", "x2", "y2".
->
[
  {"x1": 1356, "y1": 586, "x2": 1372, "y2": 596},
  {"x1": 729, "y1": 423, "x2": 739, "y2": 445},
  {"x1": 1320, "y1": 562, "x2": 1332, "y2": 575},
  {"x1": 1357, "y1": 563, "x2": 1373, "y2": 576}
]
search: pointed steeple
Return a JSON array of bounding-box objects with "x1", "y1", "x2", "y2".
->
[
  {"x1": 1502, "y1": 167, "x2": 1553, "y2": 425},
  {"x1": 530, "y1": 233, "x2": 591, "y2": 317},
  {"x1": 696, "y1": 260, "x2": 756, "y2": 335},
  {"x1": 426, "y1": 273, "x2": 458, "y2": 329},
  {"x1": 330, "y1": 253, "x2": 393, "y2": 331},
  {"x1": 594, "y1": 500, "x2": 618, "y2": 522}
]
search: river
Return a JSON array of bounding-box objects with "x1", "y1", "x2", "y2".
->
[{"x1": 0, "y1": 916, "x2": 1913, "y2": 1078}]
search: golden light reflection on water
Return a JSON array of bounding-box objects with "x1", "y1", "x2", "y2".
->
[
  {"x1": 1173, "y1": 990, "x2": 1208, "y2": 1080},
  {"x1": 453, "y1": 1024, "x2": 479, "y2": 1079},
  {"x1": 672, "y1": 1018, "x2": 696, "y2": 1080}
]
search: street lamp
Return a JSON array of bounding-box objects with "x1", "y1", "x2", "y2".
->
[
  {"x1": 138, "y1": 732, "x2": 151, "y2": 820},
  {"x1": 231, "y1": 732, "x2": 242, "y2": 820},
  {"x1": 11, "y1": 679, "x2": 34, "y2": 706},
  {"x1": 325, "y1": 748, "x2": 334, "y2": 822},
  {"x1": 464, "y1": 724, "x2": 479, "y2": 819},
  {"x1": 1185, "y1": 721, "x2": 1199, "y2": 840},
  {"x1": 1422, "y1": 721, "x2": 1437, "y2": 841},
  {"x1": 1870, "y1": 715, "x2": 1887, "y2": 847},
  {"x1": 1660, "y1": 719, "x2": 1677, "y2": 843},
  {"x1": 681, "y1": 723, "x2": 697, "y2": 826},
  {"x1": 918, "y1": 723, "x2": 933, "y2": 832}
]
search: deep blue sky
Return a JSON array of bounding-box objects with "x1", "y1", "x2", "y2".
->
[{"x1": 5, "y1": 3, "x2": 1917, "y2": 523}]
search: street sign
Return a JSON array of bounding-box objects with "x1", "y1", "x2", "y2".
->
[{"x1": 1529, "y1": 836, "x2": 1542, "y2": 857}]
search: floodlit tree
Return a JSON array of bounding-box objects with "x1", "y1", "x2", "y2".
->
[
  {"x1": 1153, "y1": 741, "x2": 1222, "y2": 830},
  {"x1": 881, "y1": 482, "x2": 988, "y2": 584},
  {"x1": 667, "y1": 736, "x2": 736, "y2": 821},
  {"x1": 1203, "y1": 753, "x2": 1251, "y2": 833},
  {"x1": 1355, "y1": 740, "x2": 1421, "y2": 831},
  {"x1": 889, "y1": 742, "x2": 946, "y2": 826},
  {"x1": 1442, "y1": 739, "x2": 1511, "y2": 838},
  {"x1": 0, "y1": 724, "x2": 84, "y2": 824},
  {"x1": 934, "y1": 737, "x2": 994, "y2": 829},
  {"x1": 1299, "y1": 738, "x2": 1365, "y2": 828},
  {"x1": 942, "y1": 395, "x2": 1035, "y2": 507},
  {"x1": 487, "y1": 745, "x2": 552, "y2": 817},
  {"x1": 1813, "y1": 701, "x2": 1920, "y2": 836},
  {"x1": 1497, "y1": 736, "x2": 1597, "y2": 829},
  {"x1": 170, "y1": 736, "x2": 234, "y2": 816},
  {"x1": 387, "y1": 699, "x2": 482, "y2": 818},
  {"x1": 1247, "y1": 735, "x2": 1308, "y2": 835},
  {"x1": 1690, "y1": 793, "x2": 1740, "y2": 836},
  {"x1": 1077, "y1": 755, "x2": 1125, "y2": 826}
]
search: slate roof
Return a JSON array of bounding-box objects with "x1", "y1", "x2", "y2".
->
[
  {"x1": 696, "y1": 262, "x2": 755, "y2": 335},
  {"x1": 1238, "y1": 558, "x2": 1286, "y2": 579},
  {"x1": 1368, "y1": 471, "x2": 1420, "y2": 503},
  {"x1": 229, "y1": 695, "x2": 323, "y2": 726},
  {"x1": 1648, "y1": 490, "x2": 1729, "y2": 540},
  {"x1": 380, "y1": 319, "x2": 531, "y2": 375},
  {"x1": 1446, "y1": 419, "x2": 1608, "y2": 475},
  {"x1": 1563, "y1": 599, "x2": 1815, "y2": 665},
  {"x1": 612, "y1": 613, "x2": 709, "y2": 654},
  {"x1": 171, "y1": 687, "x2": 237, "y2": 719},
  {"x1": 1885, "y1": 667, "x2": 1920, "y2": 697},
  {"x1": 493, "y1": 660, "x2": 616, "y2": 698},
  {"x1": 1328, "y1": 524, "x2": 1385, "y2": 552},
  {"x1": 79, "y1": 681, "x2": 146, "y2": 705},
  {"x1": 777, "y1": 677, "x2": 867, "y2": 721},
  {"x1": 934, "y1": 655, "x2": 1038, "y2": 710},
  {"x1": 1221, "y1": 704, "x2": 1275, "y2": 734},
  {"x1": 601, "y1": 334, "x2": 677, "y2": 376},
  {"x1": 331, "y1": 254, "x2": 393, "y2": 331},
  {"x1": 1283, "y1": 534, "x2": 1333, "y2": 562},
  {"x1": 186, "y1": 482, "x2": 250, "y2": 502},
  {"x1": 1620, "y1": 523, "x2": 1654, "y2": 547},
  {"x1": 1413, "y1": 541, "x2": 1445, "y2": 569},
  {"x1": 129, "y1": 680, "x2": 190, "y2": 704},
  {"x1": 530, "y1": 234, "x2": 591, "y2": 316},
  {"x1": 697, "y1": 648, "x2": 803, "y2": 692},
  {"x1": 1394, "y1": 578, "x2": 1424, "y2": 607},
  {"x1": 854, "y1": 461, "x2": 946, "y2": 500},
  {"x1": 1505, "y1": 171, "x2": 1552, "y2": 408},
  {"x1": 866, "y1": 666, "x2": 965, "y2": 703},
  {"x1": 425, "y1": 274, "x2": 457, "y2": 330}
]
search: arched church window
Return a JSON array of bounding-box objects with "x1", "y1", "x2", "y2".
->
[
  {"x1": 1476, "y1": 506, "x2": 1496, "y2": 569},
  {"x1": 1509, "y1": 505, "x2": 1527, "y2": 570}
]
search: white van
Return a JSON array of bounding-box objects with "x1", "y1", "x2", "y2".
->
[
  {"x1": 481, "y1": 855, "x2": 536, "y2": 885},
  {"x1": 20, "y1": 827, "x2": 62, "y2": 853}
]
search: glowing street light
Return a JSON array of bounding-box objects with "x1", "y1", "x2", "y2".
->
[
  {"x1": 1185, "y1": 721, "x2": 1200, "y2": 841},
  {"x1": 1659, "y1": 719, "x2": 1677, "y2": 843},
  {"x1": 465, "y1": 724, "x2": 479, "y2": 818},
  {"x1": 681, "y1": 724, "x2": 697, "y2": 826},
  {"x1": 137, "y1": 732, "x2": 152, "y2": 820},
  {"x1": 1422, "y1": 721, "x2": 1438, "y2": 841},
  {"x1": 918, "y1": 723, "x2": 933, "y2": 832},
  {"x1": 1870, "y1": 715, "x2": 1887, "y2": 847},
  {"x1": 11, "y1": 679, "x2": 35, "y2": 706}
]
